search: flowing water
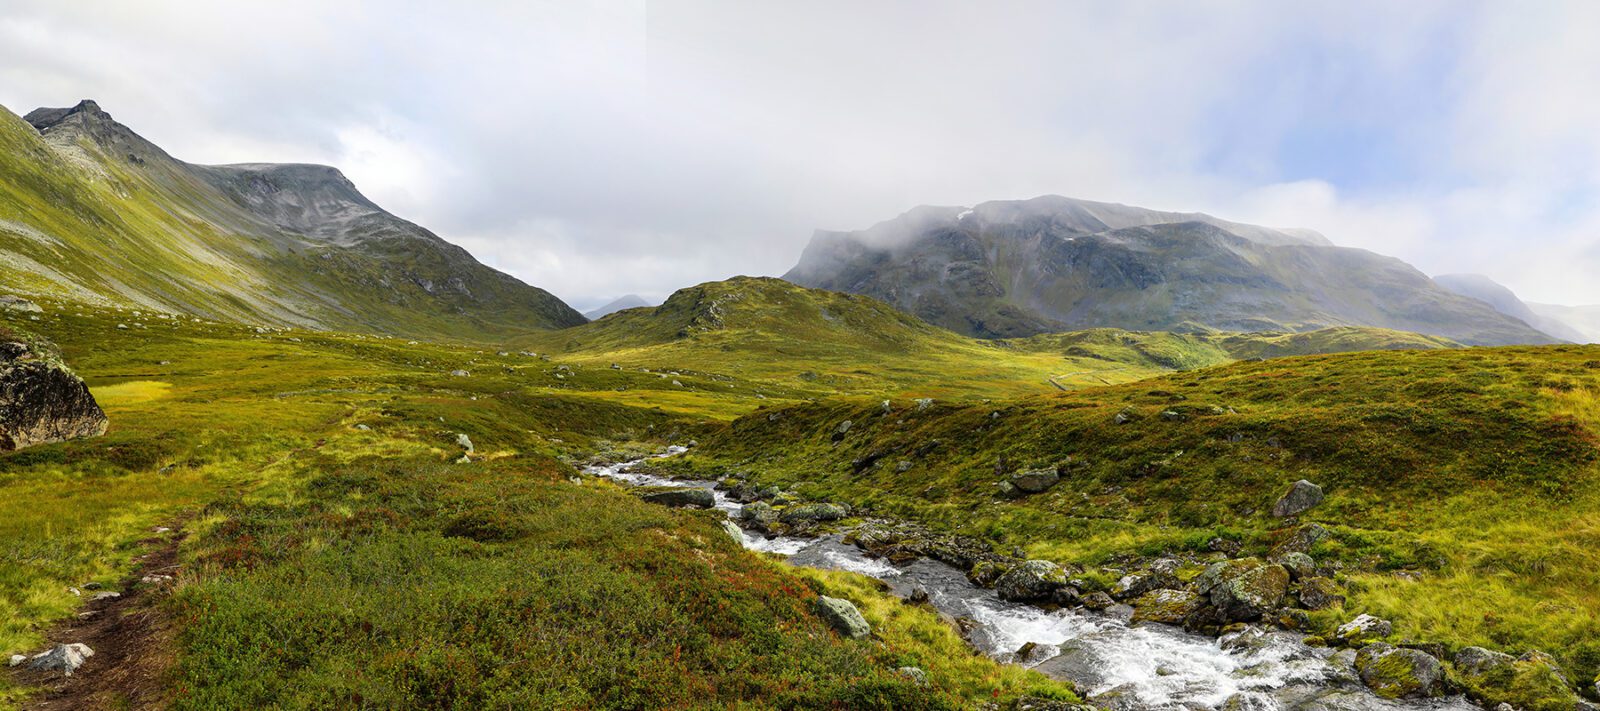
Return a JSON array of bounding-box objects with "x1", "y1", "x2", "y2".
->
[{"x1": 589, "y1": 455, "x2": 1477, "y2": 711}]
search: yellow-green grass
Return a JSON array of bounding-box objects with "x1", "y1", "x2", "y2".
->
[
  {"x1": 675, "y1": 345, "x2": 1600, "y2": 683},
  {"x1": 0, "y1": 304, "x2": 1077, "y2": 709}
]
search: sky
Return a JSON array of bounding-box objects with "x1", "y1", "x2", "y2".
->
[{"x1": 2, "y1": 1, "x2": 1598, "y2": 310}]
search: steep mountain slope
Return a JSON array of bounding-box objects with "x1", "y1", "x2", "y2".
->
[
  {"x1": 1529, "y1": 303, "x2": 1600, "y2": 344},
  {"x1": 584, "y1": 294, "x2": 651, "y2": 320},
  {"x1": 0, "y1": 100, "x2": 583, "y2": 339},
  {"x1": 1434, "y1": 273, "x2": 1583, "y2": 343},
  {"x1": 785, "y1": 196, "x2": 1555, "y2": 345}
]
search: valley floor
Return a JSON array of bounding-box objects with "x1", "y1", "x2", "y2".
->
[{"x1": 4, "y1": 301, "x2": 1600, "y2": 710}]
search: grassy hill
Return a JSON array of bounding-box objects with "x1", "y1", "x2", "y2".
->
[
  {"x1": 0, "y1": 101, "x2": 582, "y2": 341},
  {"x1": 664, "y1": 344, "x2": 1600, "y2": 687}
]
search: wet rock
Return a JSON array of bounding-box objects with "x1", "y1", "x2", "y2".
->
[
  {"x1": 1079, "y1": 591, "x2": 1115, "y2": 611},
  {"x1": 905, "y1": 585, "x2": 930, "y2": 605},
  {"x1": 637, "y1": 487, "x2": 714, "y2": 508},
  {"x1": 1033, "y1": 634, "x2": 1119, "y2": 690},
  {"x1": 1088, "y1": 683, "x2": 1145, "y2": 710},
  {"x1": 718, "y1": 520, "x2": 743, "y2": 542},
  {"x1": 967, "y1": 560, "x2": 1009, "y2": 588},
  {"x1": 27, "y1": 643, "x2": 94, "y2": 675},
  {"x1": 1271, "y1": 480, "x2": 1324, "y2": 518},
  {"x1": 1013, "y1": 641, "x2": 1054, "y2": 665},
  {"x1": 0, "y1": 332, "x2": 108, "y2": 451},
  {"x1": 1010, "y1": 468, "x2": 1060, "y2": 494},
  {"x1": 1111, "y1": 558, "x2": 1181, "y2": 600},
  {"x1": 1130, "y1": 589, "x2": 1200, "y2": 625},
  {"x1": 1333, "y1": 613, "x2": 1392, "y2": 645},
  {"x1": 778, "y1": 502, "x2": 849, "y2": 524},
  {"x1": 1015, "y1": 696, "x2": 1096, "y2": 711},
  {"x1": 1354, "y1": 642, "x2": 1443, "y2": 699},
  {"x1": 1220, "y1": 692, "x2": 1276, "y2": 710},
  {"x1": 739, "y1": 501, "x2": 776, "y2": 529},
  {"x1": 995, "y1": 560, "x2": 1068, "y2": 601},
  {"x1": 814, "y1": 595, "x2": 870, "y2": 639},
  {"x1": 1195, "y1": 558, "x2": 1290, "y2": 622}
]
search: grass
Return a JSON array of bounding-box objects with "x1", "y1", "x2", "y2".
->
[
  {"x1": 0, "y1": 302, "x2": 1077, "y2": 709},
  {"x1": 672, "y1": 345, "x2": 1600, "y2": 685}
]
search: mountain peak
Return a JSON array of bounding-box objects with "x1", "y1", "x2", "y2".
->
[{"x1": 24, "y1": 99, "x2": 110, "y2": 132}]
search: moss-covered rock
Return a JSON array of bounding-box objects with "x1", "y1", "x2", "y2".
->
[
  {"x1": 0, "y1": 329, "x2": 107, "y2": 451},
  {"x1": 1195, "y1": 558, "x2": 1289, "y2": 621},
  {"x1": 1453, "y1": 647, "x2": 1584, "y2": 711},
  {"x1": 1333, "y1": 613, "x2": 1392, "y2": 646},
  {"x1": 1130, "y1": 589, "x2": 1200, "y2": 625},
  {"x1": 1355, "y1": 643, "x2": 1444, "y2": 699},
  {"x1": 996, "y1": 560, "x2": 1068, "y2": 601},
  {"x1": 778, "y1": 502, "x2": 849, "y2": 523},
  {"x1": 1294, "y1": 576, "x2": 1345, "y2": 611}
]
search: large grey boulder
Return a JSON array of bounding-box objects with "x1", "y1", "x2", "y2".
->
[
  {"x1": 1272, "y1": 480, "x2": 1325, "y2": 518},
  {"x1": 27, "y1": 643, "x2": 94, "y2": 675},
  {"x1": 1194, "y1": 558, "x2": 1290, "y2": 621},
  {"x1": 814, "y1": 595, "x2": 870, "y2": 639},
  {"x1": 995, "y1": 559, "x2": 1069, "y2": 601},
  {"x1": 0, "y1": 332, "x2": 108, "y2": 451}
]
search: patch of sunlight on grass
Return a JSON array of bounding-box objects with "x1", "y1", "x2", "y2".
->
[{"x1": 91, "y1": 380, "x2": 172, "y2": 405}]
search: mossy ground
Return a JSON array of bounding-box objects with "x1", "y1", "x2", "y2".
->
[
  {"x1": 0, "y1": 303, "x2": 1078, "y2": 709},
  {"x1": 672, "y1": 345, "x2": 1600, "y2": 687}
]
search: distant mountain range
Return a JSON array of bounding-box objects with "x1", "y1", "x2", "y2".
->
[
  {"x1": 0, "y1": 100, "x2": 584, "y2": 339},
  {"x1": 1527, "y1": 303, "x2": 1600, "y2": 344},
  {"x1": 584, "y1": 294, "x2": 652, "y2": 320},
  {"x1": 1432, "y1": 274, "x2": 1592, "y2": 344},
  {"x1": 784, "y1": 195, "x2": 1560, "y2": 346}
]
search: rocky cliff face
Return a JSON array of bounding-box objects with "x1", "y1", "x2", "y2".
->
[
  {"x1": 785, "y1": 196, "x2": 1558, "y2": 346},
  {"x1": 0, "y1": 329, "x2": 107, "y2": 451}
]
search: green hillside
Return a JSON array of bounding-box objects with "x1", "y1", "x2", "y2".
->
[
  {"x1": 0, "y1": 101, "x2": 582, "y2": 340},
  {"x1": 663, "y1": 344, "x2": 1600, "y2": 692}
]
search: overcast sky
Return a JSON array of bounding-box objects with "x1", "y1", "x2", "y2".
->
[{"x1": 3, "y1": 1, "x2": 1599, "y2": 309}]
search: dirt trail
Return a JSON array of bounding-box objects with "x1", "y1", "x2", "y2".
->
[{"x1": 10, "y1": 526, "x2": 184, "y2": 711}]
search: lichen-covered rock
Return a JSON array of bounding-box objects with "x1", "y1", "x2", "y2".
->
[
  {"x1": 1130, "y1": 589, "x2": 1200, "y2": 625},
  {"x1": 0, "y1": 332, "x2": 108, "y2": 451},
  {"x1": 637, "y1": 486, "x2": 714, "y2": 508},
  {"x1": 1079, "y1": 591, "x2": 1114, "y2": 610},
  {"x1": 778, "y1": 502, "x2": 849, "y2": 524},
  {"x1": 1276, "y1": 552, "x2": 1316, "y2": 580},
  {"x1": 814, "y1": 595, "x2": 870, "y2": 639},
  {"x1": 739, "y1": 501, "x2": 777, "y2": 529},
  {"x1": 1010, "y1": 468, "x2": 1060, "y2": 494},
  {"x1": 1454, "y1": 647, "x2": 1585, "y2": 711},
  {"x1": 1334, "y1": 613, "x2": 1393, "y2": 645},
  {"x1": 1272, "y1": 522, "x2": 1331, "y2": 556},
  {"x1": 967, "y1": 560, "x2": 1009, "y2": 588},
  {"x1": 1355, "y1": 643, "x2": 1443, "y2": 699},
  {"x1": 1111, "y1": 559, "x2": 1181, "y2": 600},
  {"x1": 1195, "y1": 558, "x2": 1289, "y2": 621},
  {"x1": 1295, "y1": 576, "x2": 1345, "y2": 611},
  {"x1": 995, "y1": 559, "x2": 1068, "y2": 601},
  {"x1": 1272, "y1": 479, "x2": 1325, "y2": 518}
]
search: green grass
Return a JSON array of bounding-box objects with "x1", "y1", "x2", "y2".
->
[
  {"x1": 0, "y1": 302, "x2": 1076, "y2": 709},
  {"x1": 672, "y1": 345, "x2": 1600, "y2": 684}
]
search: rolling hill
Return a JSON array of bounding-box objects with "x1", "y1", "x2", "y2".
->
[
  {"x1": 0, "y1": 100, "x2": 583, "y2": 340},
  {"x1": 785, "y1": 195, "x2": 1557, "y2": 345}
]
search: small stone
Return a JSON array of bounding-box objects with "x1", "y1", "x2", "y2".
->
[
  {"x1": 8, "y1": 654, "x2": 24, "y2": 667},
  {"x1": 28, "y1": 643, "x2": 94, "y2": 675},
  {"x1": 895, "y1": 666, "x2": 929, "y2": 686},
  {"x1": 1272, "y1": 480, "x2": 1325, "y2": 518},
  {"x1": 1334, "y1": 613, "x2": 1393, "y2": 645},
  {"x1": 355, "y1": 424, "x2": 370, "y2": 431},
  {"x1": 1010, "y1": 468, "x2": 1060, "y2": 494},
  {"x1": 91, "y1": 591, "x2": 121, "y2": 602}
]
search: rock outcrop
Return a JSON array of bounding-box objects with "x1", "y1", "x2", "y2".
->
[{"x1": 0, "y1": 330, "x2": 107, "y2": 451}]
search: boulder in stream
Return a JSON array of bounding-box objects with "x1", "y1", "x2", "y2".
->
[
  {"x1": 1194, "y1": 558, "x2": 1289, "y2": 622},
  {"x1": 994, "y1": 559, "x2": 1068, "y2": 601},
  {"x1": 637, "y1": 486, "x2": 714, "y2": 508},
  {"x1": 778, "y1": 502, "x2": 849, "y2": 524},
  {"x1": 1354, "y1": 642, "x2": 1443, "y2": 699}
]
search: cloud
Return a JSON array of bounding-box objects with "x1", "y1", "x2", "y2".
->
[{"x1": 1, "y1": 0, "x2": 1598, "y2": 306}]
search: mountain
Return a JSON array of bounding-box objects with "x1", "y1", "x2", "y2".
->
[
  {"x1": 784, "y1": 195, "x2": 1556, "y2": 346},
  {"x1": 0, "y1": 100, "x2": 584, "y2": 339},
  {"x1": 1527, "y1": 303, "x2": 1600, "y2": 344},
  {"x1": 584, "y1": 294, "x2": 651, "y2": 320},
  {"x1": 1433, "y1": 273, "x2": 1583, "y2": 343}
]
